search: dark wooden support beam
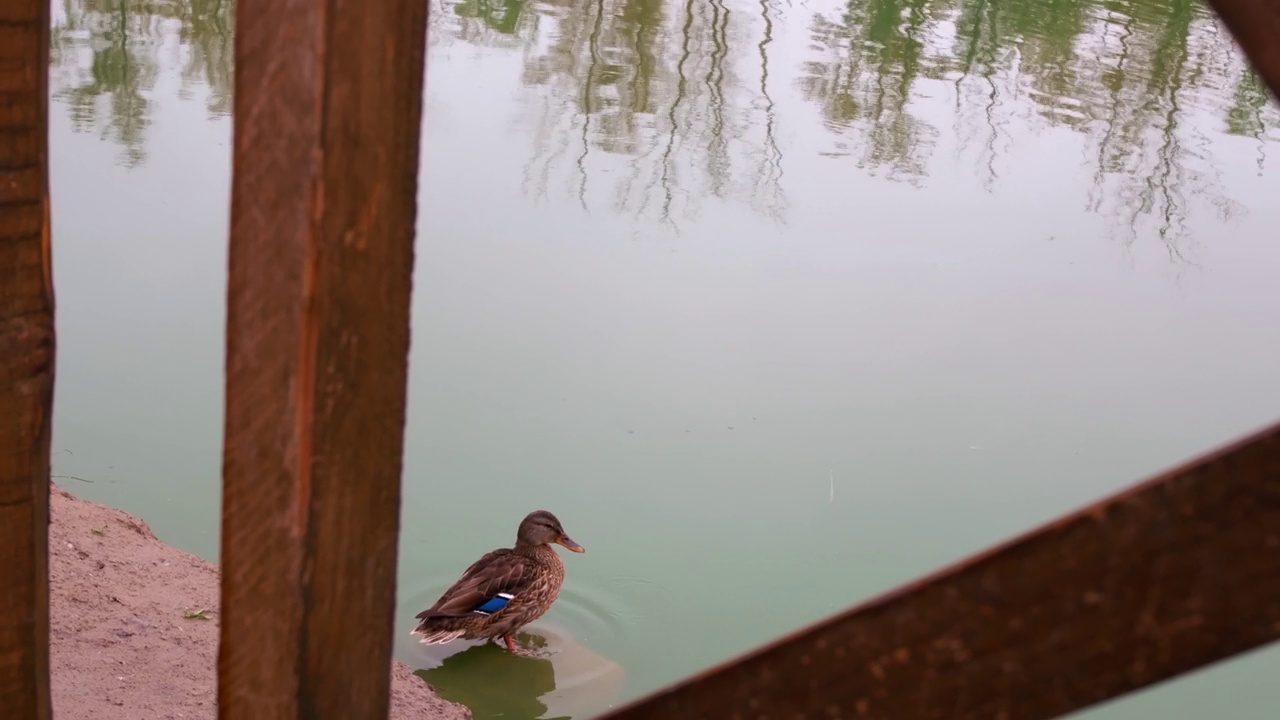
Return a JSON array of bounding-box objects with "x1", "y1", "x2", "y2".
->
[
  {"x1": 217, "y1": 0, "x2": 430, "y2": 716},
  {"x1": 0, "y1": 0, "x2": 54, "y2": 717},
  {"x1": 1205, "y1": 0, "x2": 1280, "y2": 99},
  {"x1": 599, "y1": 420, "x2": 1280, "y2": 719}
]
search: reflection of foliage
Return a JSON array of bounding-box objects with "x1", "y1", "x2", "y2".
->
[
  {"x1": 178, "y1": 0, "x2": 235, "y2": 116},
  {"x1": 438, "y1": 0, "x2": 789, "y2": 226},
  {"x1": 800, "y1": 0, "x2": 1279, "y2": 256},
  {"x1": 47, "y1": 0, "x2": 1277, "y2": 248},
  {"x1": 798, "y1": 0, "x2": 940, "y2": 182},
  {"x1": 455, "y1": 0, "x2": 529, "y2": 34},
  {"x1": 1225, "y1": 68, "x2": 1275, "y2": 176},
  {"x1": 445, "y1": 0, "x2": 539, "y2": 47},
  {"x1": 50, "y1": 0, "x2": 234, "y2": 166},
  {"x1": 1081, "y1": 0, "x2": 1213, "y2": 259},
  {"x1": 433, "y1": 0, "x2": 1276, "y2": 244},
  {"x1": 51, "y1": 0, "x2": 155, "y2": 166}
]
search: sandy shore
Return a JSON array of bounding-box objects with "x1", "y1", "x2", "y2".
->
[{"x1": 48, "y1": 484, "x2": 469, "y2": 720}]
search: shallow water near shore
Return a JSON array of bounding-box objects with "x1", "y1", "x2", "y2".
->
[{"x1": 49, "y1": 0, "x2": 1280, "y2": 716}]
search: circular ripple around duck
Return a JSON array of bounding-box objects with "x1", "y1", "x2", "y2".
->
[
  {"x1": 546, "y1": 581, "x2": 630, "y2": 648},
  {"x1": 561, "y1": 574, "x2": 675, "y2": 645},
  {"x1": 398, "y1": 570, "x2": 670, "y2": 666},
  {"x1": 399, "y1": 573, "x2": 655, "y2": 719}
]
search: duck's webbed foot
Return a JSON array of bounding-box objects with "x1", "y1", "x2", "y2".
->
[{"x1": 505, "y1": 633, "x2": 546, "y2": 656}]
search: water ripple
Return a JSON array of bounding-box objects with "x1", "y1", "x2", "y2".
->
[{"x1": 402, "y1": 569, "x2": 669, "y2": 655}]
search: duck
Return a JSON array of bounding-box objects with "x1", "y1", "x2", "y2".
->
[{"x1": 411, "y1": 510, "x2": 585, "y2": 652}]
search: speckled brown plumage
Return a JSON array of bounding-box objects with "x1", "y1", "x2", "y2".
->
[{"x1": 411, "y1": 510, "x2": 584, "y2": 652}]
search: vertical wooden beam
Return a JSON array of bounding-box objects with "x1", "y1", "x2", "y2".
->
[
  {"x1": 1204, "y1": 0, "x2": 1280, "y2": 99},
  {"x1": 0, "y1": 0, "x2": 54, "y2": 718},
  {"x1": 217, "y1": 0, "x2": 429, "y2": 717}
]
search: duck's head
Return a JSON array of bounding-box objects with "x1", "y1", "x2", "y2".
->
[{"x1": 516, "y1": 510, "x2": 585, "y2": 553}]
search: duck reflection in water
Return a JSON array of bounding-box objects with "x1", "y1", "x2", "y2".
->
[{"x1": 417, "y1": 634, "x2": 570, "y2": 720}]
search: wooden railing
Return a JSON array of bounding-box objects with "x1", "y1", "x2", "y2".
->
[{"x1": 2, "y1": 0, "x2": 1278, "y2": 718}]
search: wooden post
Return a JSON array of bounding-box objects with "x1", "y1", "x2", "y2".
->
[
  {"x1": 598, "y1": 420, "x2": 1280, "y2": 720},
  {"x1": 217, "y1": 0, "x2": 430, "y2": 716},
  {"x1": 0, "y1": 1, "x2": 54, "y2": 718}
]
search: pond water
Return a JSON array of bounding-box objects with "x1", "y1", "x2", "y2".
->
[{"x1": 48, "y1": 0, "x2": 1280, "y2": 717}]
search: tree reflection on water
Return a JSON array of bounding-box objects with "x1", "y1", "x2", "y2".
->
[{"x1": 49, "y1": 0, "x2": 1278, "y2": 247}]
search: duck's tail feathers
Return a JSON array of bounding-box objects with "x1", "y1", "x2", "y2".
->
[{"x1": 411, "y1": 626, "x2": 465, "y2": 645}]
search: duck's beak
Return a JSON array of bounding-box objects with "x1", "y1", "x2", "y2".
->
[{"x1": 556, "y1": 535, "x2": 585, "y2": 553}]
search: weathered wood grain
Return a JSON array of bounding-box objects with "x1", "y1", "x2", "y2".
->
[
  {"x1": 1206, "y1": 0, "x2": 1280, "y2": 100},
  {"x1": 0, "y1": 1, "x2": 54, "y2": 718},
  {"x1": 599, "y1": 420, "x2": 1280, "y2": 720},
  {"x1": 217, "y1": 0, "x2": 429, "y2": 717}
]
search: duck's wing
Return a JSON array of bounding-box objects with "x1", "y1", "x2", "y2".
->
[{"x1": 416, "y1": 549, "x2": 540, "y2": 619}]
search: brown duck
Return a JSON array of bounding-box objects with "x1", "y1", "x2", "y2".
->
[{"x1": 411, "y1": 510, "x2": 585, "y2": 652}]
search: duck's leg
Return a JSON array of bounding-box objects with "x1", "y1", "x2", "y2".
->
[{"x1": 503, "y1": 634, "x2": 518, "y2": 653}]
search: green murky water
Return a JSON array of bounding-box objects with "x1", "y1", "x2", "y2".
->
[{"x1": 49, "y1": 0, "x2": 1280, "y2": 717}]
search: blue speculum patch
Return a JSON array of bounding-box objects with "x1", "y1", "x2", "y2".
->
[{"x1": 473, "y1": 593, "x2": 514, "y2": 615}]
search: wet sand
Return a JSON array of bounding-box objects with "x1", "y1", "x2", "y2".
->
[{"x1": 47, "y1": 484, "x2": 469, "y2": 720}]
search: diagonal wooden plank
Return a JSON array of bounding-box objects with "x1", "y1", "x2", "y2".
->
[
  {"x1": 0, "y1": 0, "x2": 55, "y2": 717},
  {"x1": 599, "y1": 419, "x2": 1280, "y2": 720},
  {"x1": 595, "y1": 4, "x2": 1280, "y2": 716},
  {"x1": 1205, "y1": 0, "x2": 1280, "y2": 100},
  {"x1": 217, "y1": 0, "x2": 430, "y2": 716}
]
